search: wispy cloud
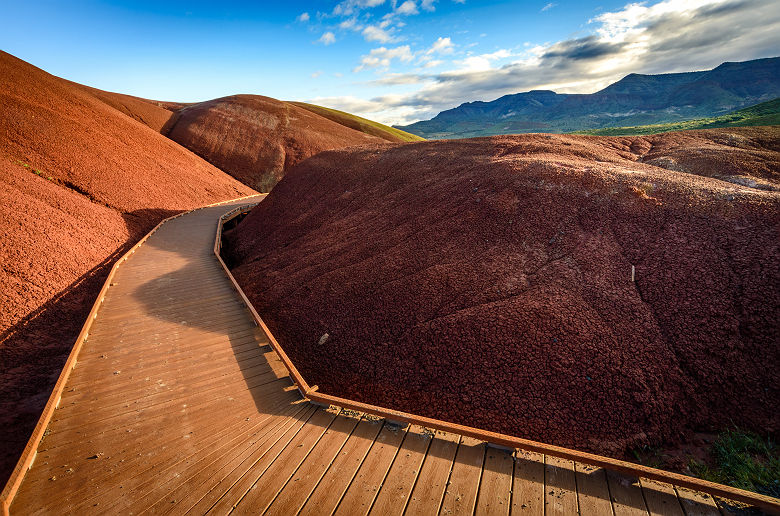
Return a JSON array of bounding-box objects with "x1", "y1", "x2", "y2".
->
[
  {"x1": 421, "y1": 0, "x2": 437, "y2": 11},
  {"x1": 426, "y1": 36, "x2": 455, "y2": 55},
  {"x1": 368, "y1": 72, "x2": 429, "y2": 85},
  {"x1": 362, "y1": 23, "x2": 398, "y2": 43},
  {"x1": 333, "y1": 0, "x2": 387, "y2": 17},
  {"x1": 395, "y1": 1, "x2": 420, "y2": 15},
  {"x1": 339, "y1": 17, "x2": 361, "y2": 30},
  {"x1": 297, "y1": 12, "x2": 310, "y2": 22},
  {"x1": 318, "y1": 31, "x2": 336, "y2": 45},
  {"x1": 354, "y1": 45, "x2": 414, "y2": 71},
  {"x1": 541, "y1": 3, "x2": 557, "y2": 12}
]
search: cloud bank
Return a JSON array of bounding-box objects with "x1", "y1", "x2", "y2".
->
[{"x1": 314, "y1": 0, "x2": 780, "y2": 125}]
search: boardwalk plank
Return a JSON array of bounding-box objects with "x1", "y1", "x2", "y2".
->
[
  {"x1": 297, "y1": 418, "x2": 385, "y2": 516},
  {"x1": 574, "y1": 462, "x2": 613, "y2": 516},
  {"x1": 230, "y1": 408, "x2": 338, "y2": 513},
  {"x1": 203, "y1": 405, "x2": 320, "y2": 513},
  {"x1": 369, "y1": 425, "x2": 433, "y2": 515},
  {"x1": 440, "y1": 436, "x2": 486, "y2": 515},
  {"x1": 475, "y1": 446, "x2": 514, "y2": 516},
  {"x1": 333, "y1": 423, "x2": 408, "y2": 516},
  {"x1": 607, "y1": 470, "x2": 649, "y2": 515},
  {"x1": 405, "y1": 431, "x2": 460, "y2": 515},
  {"x1": 264, "y1": 412, "x2": 361, "y2": 516},
  {"x1": 545, "y1": 455, "x2": 578, "y2": 516},
  {"x1": 640, "y1": 479, "x2": 684, "y2": 516},
  {"x1": 676, "y1": 488, "x2": 722, "y2": 516},
  {"x1": 511, "y1": 450, "x2": 545, "y2": 516},
  {"x1": 179, "y1": 404, "x2": 318, "y2": 514}
]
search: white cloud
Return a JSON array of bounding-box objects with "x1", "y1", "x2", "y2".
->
[
  {"x1": 297, "y1": 12, "x2": 310, "y2": 22},
  {"x1": 541, "y1": 3, "x2": 557, "y2": 12},
  {"x1": 370, "y1": 72, "x2": 428, "y2": 85},
  {"x1": 311, "y1": 71, "x2": 323, "y2": 78},
  {"x1": 426, "y1": 36, "x2": 455, "y2": 55},
  {"x1": 423, "y1": 59, "x2": 444, "y2": 68},
  {"x1": 308, "y1": 95, "x2": 386, "y2": 114},
  {"x1": 318, "y1": 32, "x2": 336, "y2": 45},
  {"x1": 339, "y1": 17, "x2": 361, "y2": 30},
  {"x1": 362, "y1": 24, "x2": 398, "y2": 43},
  {"x1": 333, "y1": 0, "x2": 387, "y2": 16},
  {"x1": 396, "y1": 0, "x2": 419, "y2": 15},
  {"x1": 421, "y1": 0, "x2": 437, "y2": 11},
  {"x1": 454, "y1": 48, "x2": 513, "y2": 71},
  {"x1": 354, "y1": 45, "x2": 414, "y2": 71}
]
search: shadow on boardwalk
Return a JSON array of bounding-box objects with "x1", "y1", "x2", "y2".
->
[{"x1": 0, "y1": 208, "x2": 179, "y2": 487}]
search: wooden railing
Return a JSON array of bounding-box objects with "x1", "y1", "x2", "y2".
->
[
  {"x1": 0, "y1": 195, "x2": 261, "y2": 516},
  {"x1": 215, "y1": 204, "x2": 780, "y2": 515}
]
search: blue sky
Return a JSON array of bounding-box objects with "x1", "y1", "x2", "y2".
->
[{"x1": 2, "y1": 0, "x2": 779, "y2": 125}]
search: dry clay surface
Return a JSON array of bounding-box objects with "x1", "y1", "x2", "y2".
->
[
  {"x1": 226, "y1": 127, "x2": 780, "y2": 456},
  {"x1": 0, "y1": 51, "x2": 255, "y2": 485},
  {"x1": 166, "y1": 95, "x2": 386, "y2": 192}
]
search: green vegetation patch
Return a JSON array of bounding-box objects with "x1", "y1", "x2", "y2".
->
[
  {"x1": 16, "y1": 160, "x2": 54, "y2": 181},
  {"x1": 290, "y1": 101, "x2": 425, "y2": 143},
  {"x1": 576, "y1": 97, "x2": 780, "y2": 136},
  {"x1": 690, "y1": 429, "x2": 780, "y2": 498}
]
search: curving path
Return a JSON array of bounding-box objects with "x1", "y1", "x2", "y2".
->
[{"x1": 5, "y1": 198, "x2": 741, "y2": 514}]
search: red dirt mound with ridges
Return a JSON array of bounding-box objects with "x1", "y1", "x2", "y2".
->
[
  {"x1": 0, "y1": 51, "x2": 255, "y2": 484},
  {"x1": 167, "y1": 95, "x2": 386, "y2": 192},
  {"x1": 225, "y1": 128, "x2": 779, "y2": 456}
]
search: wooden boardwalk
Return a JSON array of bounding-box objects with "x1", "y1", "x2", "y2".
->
[{"x1": 6, "y1": 198, "x2": 749, "y2": 515}]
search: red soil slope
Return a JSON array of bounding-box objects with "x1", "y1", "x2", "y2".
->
[
  {"x1": 167, "y1": 95, "x2": 386, "y2": 192},
  {"x1": 67, "y1": 82, "x2": 183, "y2": 133},
  {"x1": 225, "y1": 127, "x2": 780, "y2": 456},
  {"x1": 0, "y1": 51, "x2": 255, "y2": 484}
]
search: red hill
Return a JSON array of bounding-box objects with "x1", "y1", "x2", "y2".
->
[
  {"x1": 225, "y1": 127, "x2": 780, "y2": 456},
  {"x1": 166, "y1": 95, "x2": 386, "y2": 192}
]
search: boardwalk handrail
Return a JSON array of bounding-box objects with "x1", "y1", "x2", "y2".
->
[
  {"x1": 0, "y1": 195, "x2": 261, "y2": 516},
  {"x1": 215, "y1": 205, "x2": 780, "y2": 515}
]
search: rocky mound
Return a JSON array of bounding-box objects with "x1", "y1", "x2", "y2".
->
[
  {"x1": 225, "y1": 127, "x2": 780, "y2": 456},
  {"x1": 166, "y1": 95, "x2": 386, "y2": 192},
  {"x1": 0, "y1": 51, "x2": 255, "y2": 484}
]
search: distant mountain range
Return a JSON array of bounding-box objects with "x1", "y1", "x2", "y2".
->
[{"x1": 396, "y1": 57, "x2": 780, "y2": 138}]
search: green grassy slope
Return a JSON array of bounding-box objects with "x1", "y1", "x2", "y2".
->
[
  {"x1": 576, "y1": 97, "x2": 780, "y2": 136},
  {"x1": 290, "y1": 102, "x2": 425, "y2": 143}
]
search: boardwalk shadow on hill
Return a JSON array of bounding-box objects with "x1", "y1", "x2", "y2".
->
[{"x1": 119, "y1": 205, "x2": 664, "y2": 514}]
